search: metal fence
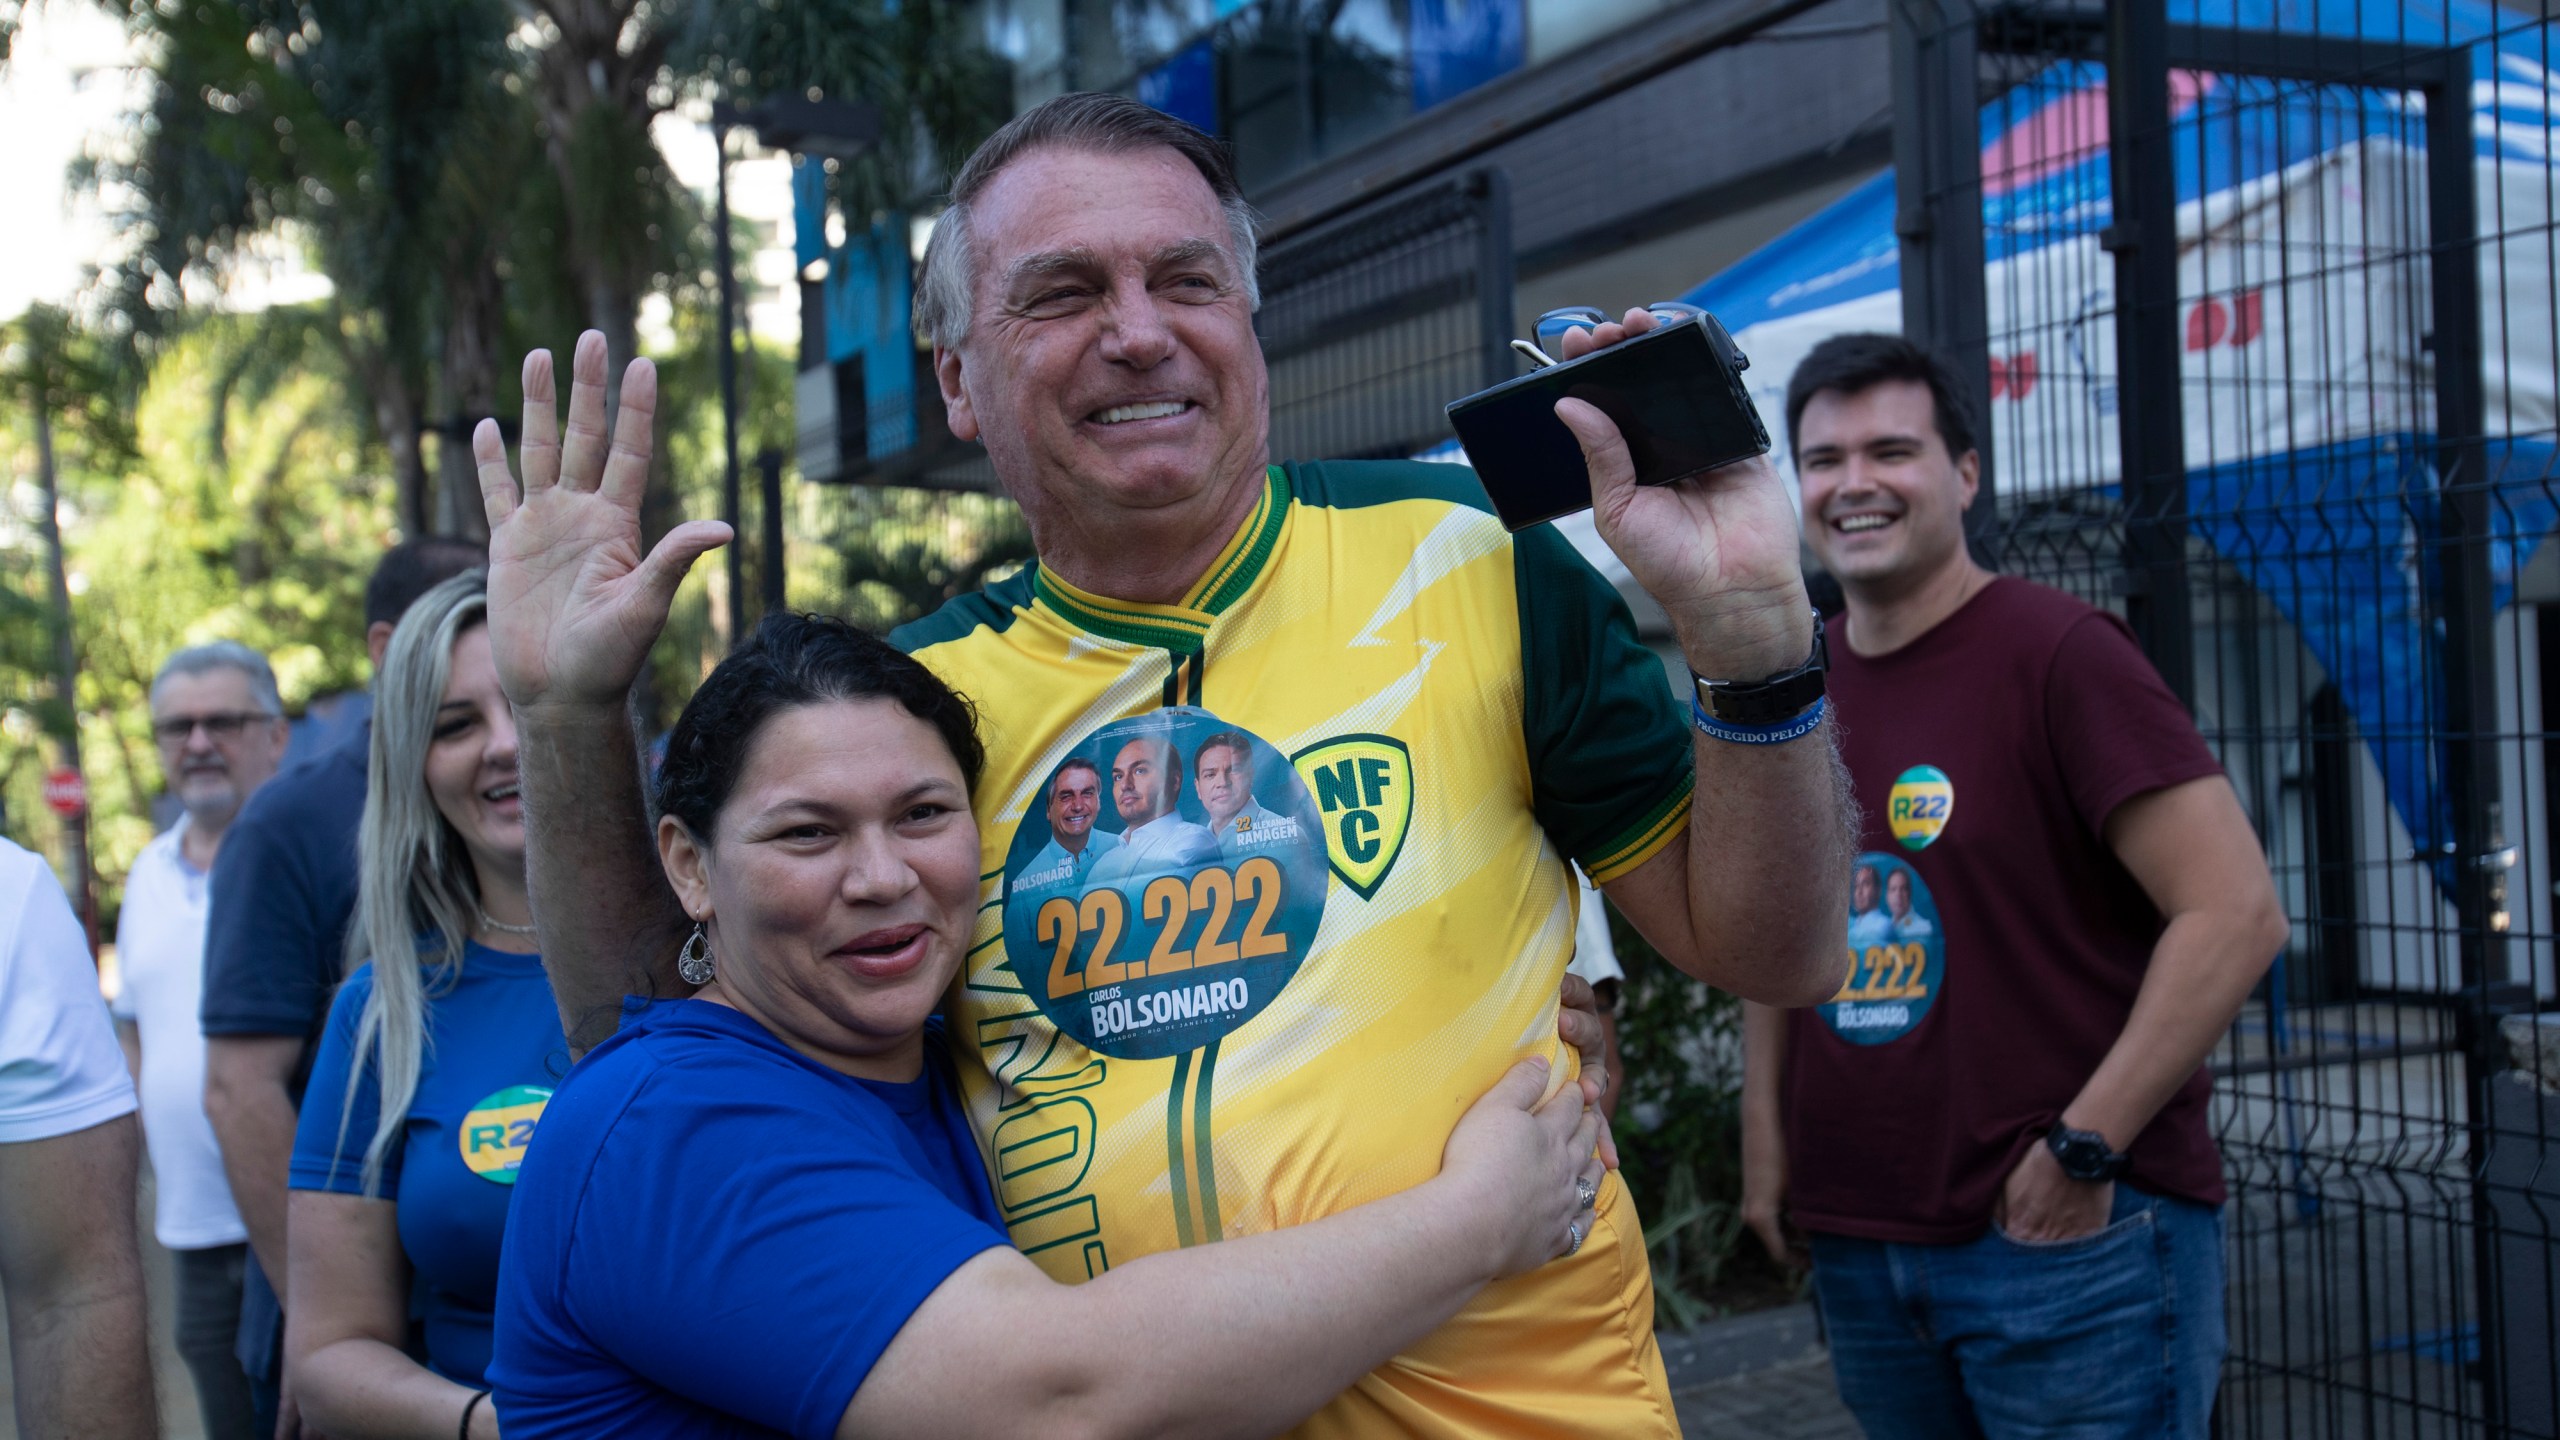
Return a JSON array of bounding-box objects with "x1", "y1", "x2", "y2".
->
[
  {"x1": 789, "y1": 472, "x2": 1032, "y2": 632},
  {"x1": 1896, "y1": 1, "x2": 2560, "y2": 1432},
  {"x1": 789, "y1": 339, "x2": 1034, "y2": 633},
  {"x1": 1258, "y1": 168, "x2": 1516, "y2": 462}
]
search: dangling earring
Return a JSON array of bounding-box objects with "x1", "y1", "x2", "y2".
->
[{"x1": 678, "y1": 922, "x2": 715, "y2": 986}]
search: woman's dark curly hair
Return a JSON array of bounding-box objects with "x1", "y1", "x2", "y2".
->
[{"x1": 654, "y1": 613, "x2": 984, "y2": 840}]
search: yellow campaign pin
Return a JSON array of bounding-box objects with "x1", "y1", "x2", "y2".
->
[
  {"x1": 1887, "y1": 765, "x2": 1954, "y2": 851},
  {"x1": 457, "y1": 1084, "x2": 552, "y2": 1185}
]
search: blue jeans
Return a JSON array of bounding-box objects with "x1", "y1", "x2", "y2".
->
[{"x1": 1808, "y1": 1185, "x2": 2226, "y2": 1439}]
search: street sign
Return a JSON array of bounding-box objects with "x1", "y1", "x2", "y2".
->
[{"x1": 42, "y1": 769, "x2": 86, "y2": 817}]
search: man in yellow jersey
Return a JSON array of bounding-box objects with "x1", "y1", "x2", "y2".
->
[{"x1": 474, "y1": 92, "x2": 1849, "y2": 1438}]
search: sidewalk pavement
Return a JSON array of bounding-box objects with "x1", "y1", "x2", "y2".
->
[
  {"x1": 1664, "y1": 1301, "x2": 1863, "y2": 1439},
  {"x1": 1678, "y1": 1354, "x2": 1864, "y2": 1439}
]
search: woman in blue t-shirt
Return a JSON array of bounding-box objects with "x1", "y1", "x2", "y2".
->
[
  {"x1": 489, "y1": 614, "x2": 1609, "y2": 1439},
  {"x1": 288, "y1": 571, "x2": 565, "y2": 1440}
]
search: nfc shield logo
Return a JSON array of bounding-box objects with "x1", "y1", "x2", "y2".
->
[{"x1": 1290, "y1": 734, "x2": 1413, "y2": 900}]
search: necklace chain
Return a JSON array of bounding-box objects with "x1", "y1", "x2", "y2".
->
[{"x1": 477, "y1": 908, "x2": 538, "y2": 938}]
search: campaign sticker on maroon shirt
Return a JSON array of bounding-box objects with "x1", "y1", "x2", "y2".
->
[
  {"x1": 1823, "y1": 852, "x2": 1943, "y2": 1044},
  {"x1": 1887, "y1": 765, "x2": 1954, "y2": 850}
]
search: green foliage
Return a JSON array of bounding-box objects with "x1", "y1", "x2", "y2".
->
[
  {"x1": 664, "y1": 0, "x2": 1006, "y2": 221},
  {"x1": 2, "y1": 302, "x2": 137, "y2": 807},
  {"x1": 91, "y1": 0, "x2": 605, "y2": 532},
  {"x1": 1608, "y1": 905, "x2": 1795, "y2": 1331},
  {"x1": 1, "y1": 313, "x2": 389, "y2": 902},
  {"x1": 814, "y1": 486, "x2": 1034, "y2": 633},
  {"x1": 643, "y1": 299, "x2": 797, "y2": 705}
]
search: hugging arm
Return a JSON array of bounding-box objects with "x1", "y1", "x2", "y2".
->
[
  {"x1": 472, "y1": 335, "x2": 729, "y2": 1055},
  {"x1": 841, "y1": 1060, "x2": 1600, "y2": 1440}
]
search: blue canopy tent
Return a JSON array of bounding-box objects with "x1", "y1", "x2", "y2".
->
[{"x1": 1677, "y1": 0, "x2": 2560, "y2": 903}]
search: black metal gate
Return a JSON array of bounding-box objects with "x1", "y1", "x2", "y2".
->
[
  {"x1": 1257, "y1": 168, "x2": 1516, "y2": 462},
  {"x1": 1894, "y1": 2, "x2": 2560, "y2": 1433}
]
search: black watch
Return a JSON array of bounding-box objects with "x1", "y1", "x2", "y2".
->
[
  {"x1": 1690, "y1": 610, "x2": 1829, "y2": 726},
  {"x1": 2044, "y1": 1125, "x2": 2130, "y2": 1183}
]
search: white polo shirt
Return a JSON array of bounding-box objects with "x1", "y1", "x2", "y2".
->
[
  {"x1": 109, "y1": 820, "x2": 247, "y2": 1250},
  {"x1": 1567, "y1": 865, "x2": 1625, "y2": 988},
  {"x1": 0, "y1": 838, "x2": 136, "y2": 1145}
]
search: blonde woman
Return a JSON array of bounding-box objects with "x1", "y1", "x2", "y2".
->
[{"x1": 287, "y1": 570, "x2": 564, "y2": 1440}]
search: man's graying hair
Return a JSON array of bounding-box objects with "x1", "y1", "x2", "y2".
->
[
  {"x1": 913, "y1": 92, "x2": 1261, "y2": 350},
  {"x1": 150, "y1": 641, "x2": 283, "y2": 717}
]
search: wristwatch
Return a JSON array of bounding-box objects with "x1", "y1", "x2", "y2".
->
[
  {"x1": 2044, "y1": 1124, "x2": 2130, "y2": 1183},
  {"x1": 1691, "y1": 610, "x2": 1829, "y2": 726}
]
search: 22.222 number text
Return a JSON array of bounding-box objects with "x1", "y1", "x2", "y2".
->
[
  {"x1": 1042, "y1": 857, "x2": 1290, "y2": 1001},
  {"x1": 1831, "y1": 943, "x2": 1931, "y2": 1003}
]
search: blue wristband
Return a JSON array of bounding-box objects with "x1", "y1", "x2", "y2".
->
[{"x1": 1691, "y1": 693, "x2": 1826, "y2": 745}]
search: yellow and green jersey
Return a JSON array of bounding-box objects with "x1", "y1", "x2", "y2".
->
[{"x1": 893, "y1": 460, "x2": 1692, "y2": 1438}]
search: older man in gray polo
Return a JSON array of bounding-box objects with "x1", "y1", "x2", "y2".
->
[{"x1": 475, "y1": 92, "x2": 1850, "y2": 1435}]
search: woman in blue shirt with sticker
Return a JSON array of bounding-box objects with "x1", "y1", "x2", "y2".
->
[
  {"x1": 489, "y1": 613, "x2": 1609, "y2": 1440},
  {"x1": 289, "y1": 571, "x2": 565, "y2": 1440}
]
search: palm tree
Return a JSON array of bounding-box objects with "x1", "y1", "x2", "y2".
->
[
  {"x1": 93, "y1": 0, "x2": 1005, "y2": 563},
  {"x1": 517, "y1": 0, "x2": 1001, "y2": 359},
  {"x1": 92, "y1": 0, "x2": 561, "y2": 538}
]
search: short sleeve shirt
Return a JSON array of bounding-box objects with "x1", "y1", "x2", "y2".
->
[
  {"x1": 290, "y1": 944, "x2": 569, "y2": 1385},
  {"x1": 200, "y1": 721, "x2": 369, "y2": 1075},
  {"x1": 488, "y1": 1000, "x2": 1007, "y2": 1439},
  {"x1": 0, "y1": 838, "x2": 135, "y2": 1143},
  {"x1": 111, "y1": 821, "x2": 248, "y2": 1249},
  {"x1": 888, "y1": 461, "x2": 1691, "y2": 1435},
  {"x1": 1784, "y1": 578, "x2": 2228, "y2": 1243}
]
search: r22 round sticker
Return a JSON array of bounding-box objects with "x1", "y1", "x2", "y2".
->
[
  {"x1": 1888, "y1": 764, "x2": 1954, "y2": 851},
  {"x1": 1002, "y1": 707, "x2": 1328, "y2": 1060},
  {"x1": 1822, "y1": 853, "x2": 1943, "y2": 1045},
  {"x1": 458, "y1": 1084, "x2": 552, "y2": 1184}
]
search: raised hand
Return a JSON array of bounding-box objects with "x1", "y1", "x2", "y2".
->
[
  {"x1": 1552, "y1": 308, "x2": 1813, "y2": 678},
  {"x1": 471, "y1": 332, "x2": 731, "y2": 715}
]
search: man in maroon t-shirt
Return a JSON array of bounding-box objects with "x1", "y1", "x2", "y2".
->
[{"x1": 1742, "y1": 334, "x2": 2289, "y2": 1438}]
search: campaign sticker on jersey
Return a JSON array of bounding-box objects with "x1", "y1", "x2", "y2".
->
[
  {"x1": 458, "y1": 1084, "x2": 552, "y2": 1184},
  {"x1": 1003, "y1": 707, "x2": 1328, "y2": 1060},
  {"x1": 1287, "y1": 734, "x2": 1413, "y2": 900},
  {"x1": 1822, "y1": 853, "x2": 1943, "y2": 1045},
  {"x1": 1887, "y1": 765, "x2": 1954, "y2": 851}
]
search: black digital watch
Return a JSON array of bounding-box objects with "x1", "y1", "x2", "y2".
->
[
  {"x1": 2044, "y1": 1124, "x2": 2130, "y2": 1183},
  {"x1": 1690, "y1": 610, "x2": 1829, "y2": 727}
]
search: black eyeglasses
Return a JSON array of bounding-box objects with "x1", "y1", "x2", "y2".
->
[{"x1": 152, "y1": 712, "x2": 274, "y2": 745}]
